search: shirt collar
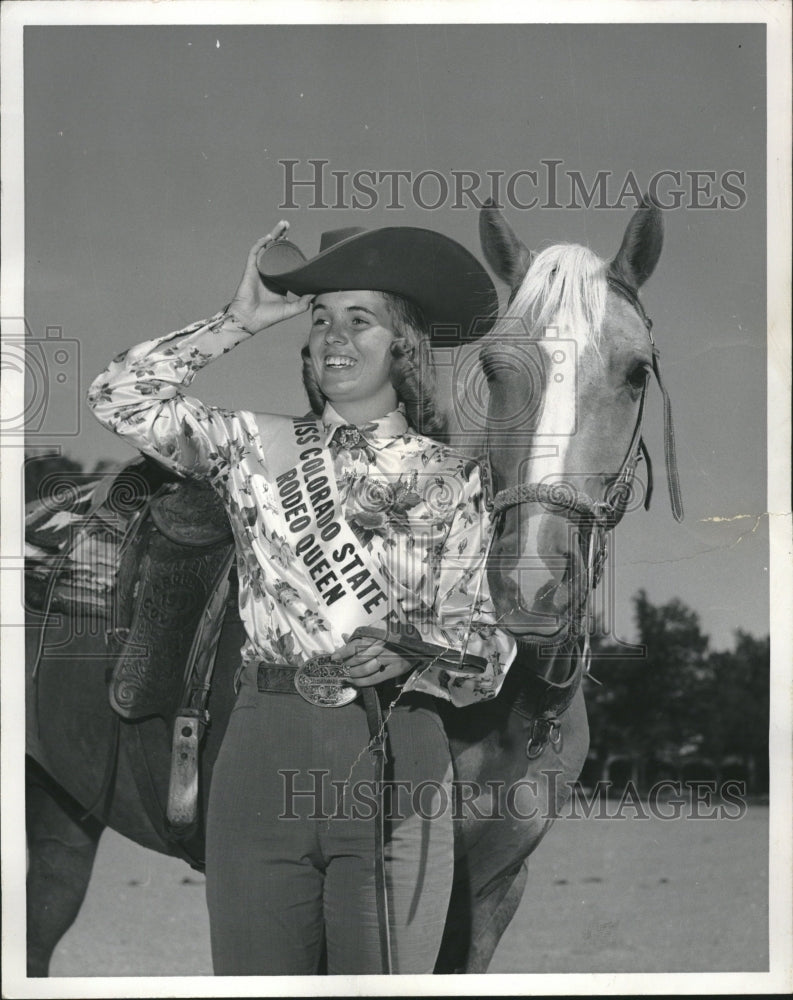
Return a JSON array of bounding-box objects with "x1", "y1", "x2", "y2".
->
[{"x1": 320, "y1": 402, "x2": 409, "y2": 448}]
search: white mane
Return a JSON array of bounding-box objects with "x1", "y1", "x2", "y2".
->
[{"x1": 491, "y1": 243, "x2": 608, "y2": 349}]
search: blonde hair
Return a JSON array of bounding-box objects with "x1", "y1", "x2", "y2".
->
[
  {"x1": 494, "y1": 243, "x2": 608, "y2": 350},
  {"x1": 301, "y1": 292, "x2": 448, "y2": 440}
]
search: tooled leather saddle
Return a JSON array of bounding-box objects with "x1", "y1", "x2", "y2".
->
[
  {"x1": 109, "y1": 477, "x2": 235, "y2": 723},
  {"x1": 99, "y1": 471, "x2": 235, "y2": 834}
]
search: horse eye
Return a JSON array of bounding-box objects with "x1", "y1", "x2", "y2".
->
[{"x1": 627, "y1": 363, "x2": 650, "y2": 393}]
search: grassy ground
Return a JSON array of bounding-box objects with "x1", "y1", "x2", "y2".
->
[{"x1": 45, "y1": 805, "x2": 768, "y2": 977}]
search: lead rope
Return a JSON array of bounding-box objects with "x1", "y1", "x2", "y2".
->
[
  {"x1": 361, "y1": 685, "x2": 393, "y2": 974},
  {"x1": 362, "y1": 514, "x2": 498, "y2": 975},
  {"x1": 358, "y1": 505, "x2": 501, "y2": 975}
]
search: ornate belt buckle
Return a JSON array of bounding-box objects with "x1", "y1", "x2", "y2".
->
[{"x1": 294, "y1": 654, "x2": 358, "y2": 708}]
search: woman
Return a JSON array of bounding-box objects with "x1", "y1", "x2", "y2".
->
[{"x1": 88, "y1": 220, "x2": 516, "y2": 975}]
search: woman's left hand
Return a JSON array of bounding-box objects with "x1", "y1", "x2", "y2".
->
[{"x1": 333, "y1": 637, "x2": 413, "y2": 687}]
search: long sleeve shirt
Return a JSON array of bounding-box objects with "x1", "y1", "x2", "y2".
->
[{"x1": 87, "y1": 311, "x2": 516, "y2": 707}]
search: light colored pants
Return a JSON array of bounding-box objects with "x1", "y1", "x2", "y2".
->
[{"x1": 205, "y1": 682, "x2": 454, "y2": 975}]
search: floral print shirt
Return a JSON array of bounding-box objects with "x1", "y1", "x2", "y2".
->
[{"x1": 87, "y1": 311, "x2": 516, "y2": 706}]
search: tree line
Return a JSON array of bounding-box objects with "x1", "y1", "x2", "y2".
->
[{"x1": 583, "y1": 591, "x2": 769, "y2": 794}]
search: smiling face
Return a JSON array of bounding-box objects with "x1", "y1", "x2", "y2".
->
[{"x1": 308, "y1": 290, "x2": 399, "y2": 422}]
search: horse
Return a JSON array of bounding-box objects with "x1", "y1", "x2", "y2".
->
[{"x1": 24, "y1": 198, "x2": 681, "y2": 976}]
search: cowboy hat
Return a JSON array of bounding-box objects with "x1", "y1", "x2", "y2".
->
[{"x1": 256, "y1": 226, "x2": 498, "y2": 341}]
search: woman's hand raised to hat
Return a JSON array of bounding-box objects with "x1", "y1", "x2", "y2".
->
[{"x1": 227, "y1": 222, "x2": 313, "y2": 335}]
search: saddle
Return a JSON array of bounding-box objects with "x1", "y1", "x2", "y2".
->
[
  {"x1": 149, "y1": 484, "x2": 236, "y2": 549},
  {"x1": 24, "y1": 458, "x2": 238, "y2": 839},
  {"x1": 110, "y1": 478, "x2": 235, "y2": 723},
  {"x1": 98, "y1": 468, "x2": 237, "y2": 835}
]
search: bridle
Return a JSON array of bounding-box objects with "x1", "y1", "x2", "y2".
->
[
  {"x1": 488, "y1": 273, "x2": 683, "y2": 527},
  {"x1": 479, "y1": 273, "x2": 684, "y2": 651}
]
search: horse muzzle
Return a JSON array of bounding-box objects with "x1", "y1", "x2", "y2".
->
[{"x1": 487, "y1": 520, "x2": 590, "y2": 642}]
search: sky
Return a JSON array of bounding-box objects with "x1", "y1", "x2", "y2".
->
[{"x1": 17, "y1": 19, "x2": 771, "y2": 650}]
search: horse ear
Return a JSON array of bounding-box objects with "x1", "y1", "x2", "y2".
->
[
  {"x1": 609, "y1": 195, "x2": 664, "y2": 290},
  {"x1": 479, "y1": 199, "x2": 534, "y2": 293}
]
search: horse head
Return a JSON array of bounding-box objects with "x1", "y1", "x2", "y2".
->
[{"x1": 477, "y1": 198, "x2": 680, "y2": 643}]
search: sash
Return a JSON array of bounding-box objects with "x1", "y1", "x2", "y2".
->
[{"x1": 267, "y1": 416, "x2": 391, "y2": 638}]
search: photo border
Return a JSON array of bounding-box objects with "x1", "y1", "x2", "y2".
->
[{"x1": 2, "y1": 1, "x2": 790, "y2": 996}]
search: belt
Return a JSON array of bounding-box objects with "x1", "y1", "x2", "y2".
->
[
  {"x1": 256, "y1": 663, "x2": 305, "y2": 694},
  {"x1": 256, "y1": 661, "x2": 402, "y2": 706},
  {"x1": 257, "y1": 622, "x2": 488, "y2": 705}
]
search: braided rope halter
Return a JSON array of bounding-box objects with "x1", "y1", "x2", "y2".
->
[{"x1": 482, "y1": 273, "x2": 684, "y2": 667}]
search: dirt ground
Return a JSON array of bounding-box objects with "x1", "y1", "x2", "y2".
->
[{"x1": 44, "y1": 805, "x2": 768, "y2": 978}]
